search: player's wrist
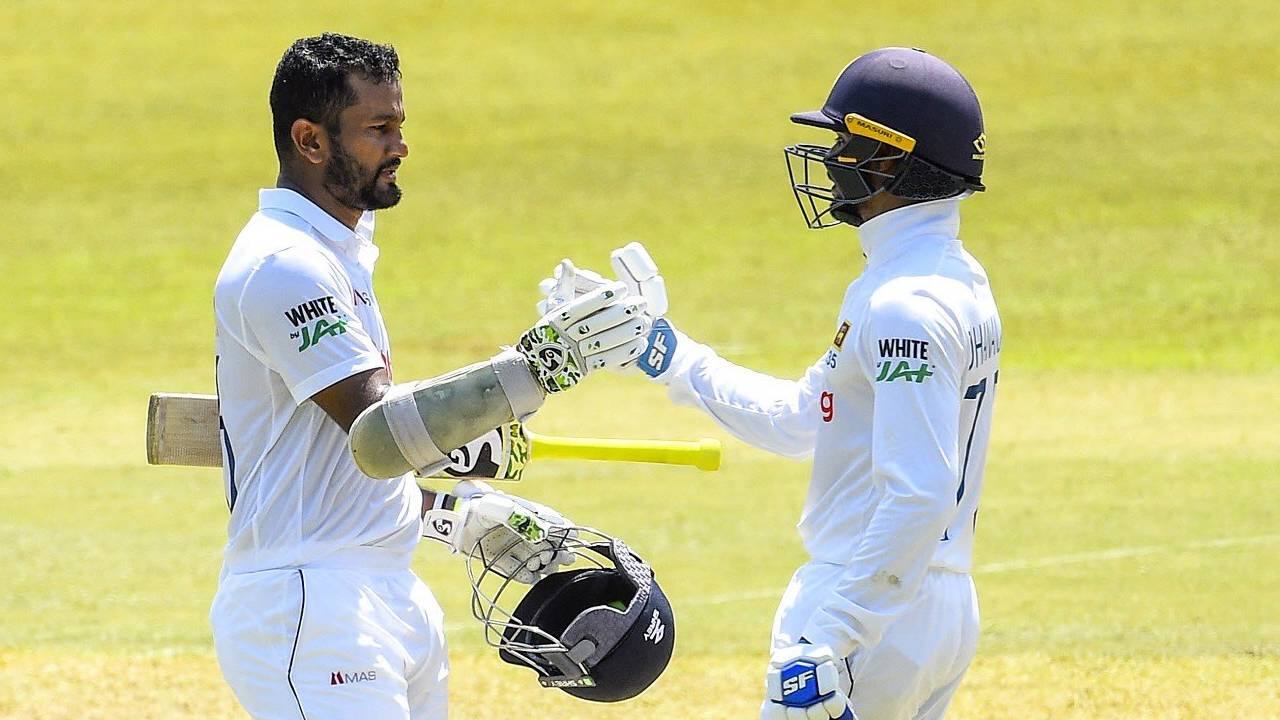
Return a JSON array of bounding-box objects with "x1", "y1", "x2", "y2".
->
[
  {"x1": 799, "y1": 624, "x2": 860, "y2": 661},
  {"x1": 635, "y1": 317, "x2": 680, "y2": 380},
  {"x1": 420, "y1": 489, "x2": 464, "y2": 549},
  {"x1": 419, "y1": 487, "x2": 437, "y2": 519}
]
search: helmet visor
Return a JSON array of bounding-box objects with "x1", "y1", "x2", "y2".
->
[
  {"x1": 784, "y1": 134, "x2": 909, "y2": 229},
  {"x1": 785, "y1": 112, "x2": 921, "y2": 228}
]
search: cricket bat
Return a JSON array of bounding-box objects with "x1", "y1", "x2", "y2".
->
[{"x1": 146, "y1": 393, "x2": 721, "y2": 482}]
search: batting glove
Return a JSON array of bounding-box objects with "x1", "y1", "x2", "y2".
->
[
  {"x1": 517, "y1": 281, "x2": 651, "y2": 393},
  {"x1": 536, "y1": 243, "x2": 673, "y2": 376},
  {"x1": 762, "y1": 643, "x2": 856, "y2": 720},
  {"x1": 537, "y1": 242, "x2": 668, "y2": 318},
  {"x1": 423, "y1": 480, "x2": 577, "y2": 584}
]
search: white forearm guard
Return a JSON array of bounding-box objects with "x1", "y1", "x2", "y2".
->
[{"x1": 348, "y1": 349, "x2": 545, "y2": 479}]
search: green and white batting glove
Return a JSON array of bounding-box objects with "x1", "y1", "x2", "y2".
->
[
  {"x1": 422, "y1": 480, "x2": 577, "y2": 584},
  {"x1": 537, "y1": 243, "x2": 679, "y2": 378},
  {"x1": 518, "y1": 280, "x2": 651, "y2": 393}
]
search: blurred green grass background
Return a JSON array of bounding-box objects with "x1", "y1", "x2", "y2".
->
[{"x1": 1, "y1": 1, "x2": 1277, "y2": 718}]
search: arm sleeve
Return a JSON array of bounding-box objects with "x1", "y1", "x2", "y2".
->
[
  {"x1": 237, "y1": 249, "x2": 385, "y2": 404},
  {"x1": 647, "y1": 323, "x2": 824, "y2": 459},
  {"x1": 800, "y1": 289, "x2": 965, "y2": 657}
]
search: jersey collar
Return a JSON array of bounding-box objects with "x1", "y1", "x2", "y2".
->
[
  {"x1": 259, "y1": 188, "x2": 378, "y2": 262},
  {"x1": 856, "y1": 194, "x2": 965, "y2": 266}
]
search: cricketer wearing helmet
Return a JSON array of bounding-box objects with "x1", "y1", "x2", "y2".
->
[{"x1": 540, "y1": 48, "x2": 1002, "y2": 720}]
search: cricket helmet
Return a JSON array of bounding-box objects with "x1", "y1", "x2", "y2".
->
[
  {"x1": 785, "y1": 47, "x2": 986, "y2": 227},
  {"x1": 466, "y1": 527, "x2": 675, "y2": 702}
]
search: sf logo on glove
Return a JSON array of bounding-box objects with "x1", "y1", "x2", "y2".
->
[
  {"x1": 781, "y1": 661, "x2": 821, "y2": 705},
  {"x1": 765, "y1": 643, "x2": 855, "y2": 720}
]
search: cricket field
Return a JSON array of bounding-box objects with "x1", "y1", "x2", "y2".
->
[{"x1": 1, "y1": 1, "x2": 1277, "y2": 718}]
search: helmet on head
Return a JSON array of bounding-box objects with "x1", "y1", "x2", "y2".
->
[
  {"x1": 785, "y1": 47, "x2": 986, "y2": 228},
  {"x1": 466, "y1": 526, "x2": 675, "y2": 703}
]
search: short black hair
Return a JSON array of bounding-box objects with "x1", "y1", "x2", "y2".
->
[{"x1": 269, "y1": 33, "x2": 401, "y2": 161}]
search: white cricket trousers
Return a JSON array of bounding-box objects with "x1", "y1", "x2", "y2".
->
[
  {"x1": 211, "y1": 565, "x2": 448, "y2": 720},
  {"x1": 769, "y1": 563, "x2": 979, "y2": 720}
]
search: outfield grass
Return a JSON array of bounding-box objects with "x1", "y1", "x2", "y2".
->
[{"x1": 2, "y1": 1, "x2": 1277, "y2": 718}]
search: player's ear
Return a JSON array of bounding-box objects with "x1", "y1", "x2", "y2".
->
[{"x1": 290, "y1": 118, "x2": 327, "y2": 166}]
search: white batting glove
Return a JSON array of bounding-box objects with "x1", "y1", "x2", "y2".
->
[
  {"x1": 517, "y1": 281, "x2": 652, "y2": 393},
  {"x1": 762, "y1": 643, "x2": 856, "y2": 720},
  {"x1": 536, "y1": 242, "x2": 669, "y2": 318},
  {"x1": 537, "y1": 259, "x2": 609, "y2": 315},
  {"x1": 422, "y1": 480, "x2": 577, "y2": 584}
]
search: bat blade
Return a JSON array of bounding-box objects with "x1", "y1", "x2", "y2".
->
[{"x1": 146, "y1": 393, "x2": 223, "y2": 468}]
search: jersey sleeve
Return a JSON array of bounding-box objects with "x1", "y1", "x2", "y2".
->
[
  {"x1": 235, "y1": 248, "x2": 386, "y2": 404},
  {"x1": 800, "y1": 286, "x2": 966, "y2": 657},
  {"x1": 643, "y1": 322, "x2": 823, "y2": 459}
]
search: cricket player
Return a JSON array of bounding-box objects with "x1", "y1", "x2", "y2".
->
[
  {"x1": 209, "y1": 34, "x2": 653, "y2": 719},
  {"x1": 542, "y1": 48, "x2": 1001, "y2": 720}
]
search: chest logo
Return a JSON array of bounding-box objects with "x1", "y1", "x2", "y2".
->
[
  {"x1": 295, "y1": 316, "x2": 349, "y2": 352},
  {"x1": 878, "y1": 337, "x2": 929, "y2": 360},
  {"x1": 284, "y1": 295, "x2": 338, "y2": 327},
  {"x1": 875, "y1": 360, "x2": 934, "y2": 384},
  {"x1": 832, "y1": 321, "x2": 850, "y2": 350},
  {"x1": 284, "y1": 295, "x2": 351, "y2": 352}
]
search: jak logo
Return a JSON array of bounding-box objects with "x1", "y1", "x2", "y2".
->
[
  {"x1": 295, "y1": 316, "x2": 349, "y2": 352},
  {"x1": 875, "y1": 360, "x2": 934, "y2": 384}
]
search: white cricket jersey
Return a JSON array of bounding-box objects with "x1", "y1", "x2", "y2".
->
[
  {"x1": 213, "y1": 189, "x2": 421, "y2": 576},
  {"x1": 648, "y1": 196, "x2": 1000, "y2": 657}
]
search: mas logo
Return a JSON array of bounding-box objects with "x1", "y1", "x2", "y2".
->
[{"x1": 330, "y1": 669, "x2": 377, "y2": 686}]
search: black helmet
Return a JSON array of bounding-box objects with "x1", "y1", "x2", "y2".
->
[
  {"x1": 785, "y1": 47, "x2": 986, "y2": 228},
  {"x1": 465, "y1": 527, "x2": 675, "y2": 702}
]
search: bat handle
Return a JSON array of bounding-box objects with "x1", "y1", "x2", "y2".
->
[{"x1": 529, "y1": 435, "x2": 722, "y2": 471}]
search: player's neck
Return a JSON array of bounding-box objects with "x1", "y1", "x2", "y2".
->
[{"x1": 276, "y1": 172, "x2": 363, "y2": 230}]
